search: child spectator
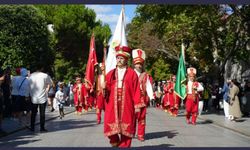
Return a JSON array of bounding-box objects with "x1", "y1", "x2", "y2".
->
[{"x1": 55, "y1": 83, "x2": 66, "y2": 119}]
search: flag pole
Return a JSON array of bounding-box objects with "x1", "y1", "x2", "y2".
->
[
  {"x1": 103, "y1": 38, "x2": 107, "y2": 76},
  {"x1": 121, "y1": 4, "x2": 125, "y2": 46},
  {"x1": 103, "y1": 34, "x2": 108, "y2": 100},
  {"x1": 181, "y1": 40, "x2": 186, "y2": 64}
]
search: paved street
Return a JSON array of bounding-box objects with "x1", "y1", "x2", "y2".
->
[{"x1": 0, "y1": 107, "x2": 250, "y2": 148}]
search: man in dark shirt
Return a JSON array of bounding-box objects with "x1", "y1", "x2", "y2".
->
[{"x1": 0, "y1": 67, "x2": 5, "y2": 134}]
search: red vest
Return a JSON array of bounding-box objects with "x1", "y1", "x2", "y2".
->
[{"x1": 139, "y1": 72, "x2": 148, "y2": 104}]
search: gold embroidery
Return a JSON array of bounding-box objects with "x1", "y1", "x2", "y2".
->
[
  {"x1": 105, "y1": 130, "x2": 134, "y2": 138},
  {"x1": 105, "y1": 123, "x2": 134, "y2": 138},
  {"x1": 114, "y1": 70, "x2": 118, "y2": 123},
  {"x1": 135, "y1": 103, "x2": 146, "y2": 109},
  {"x1": 121, "y1": 83, "x2": 126, "y2": 122},
  {"x1": 121, "y1": 123, "x2": 129, "y2": 131},
  {"x1": 108, "y1": 123, "x2": 120, "y2": 132}
]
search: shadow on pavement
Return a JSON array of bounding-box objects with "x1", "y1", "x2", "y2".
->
[
  {"x1": 135, "y1": 144, "x2": 175, "y2": 148},
  {"x1": 145, "y1": 130, "x2": 178, "y2": 140},
  {"x1": 176, "y1": 114, "x2": 185, "y2": 117},
  {"x1": 235, "y1": 119, "x2": 246, "y2": 123},
  {"x1": 0, "y1": 133, "x2": 41, "y2": 147},
  {"x1": 0, "y1": 116, "x2": 97, "y2": 148},
  {"x1": 47, "y1": 118, "x2": 97, "y2": 132},
  {"x1": 197, "y1": 119, "x2": 213, "y2": 124}
]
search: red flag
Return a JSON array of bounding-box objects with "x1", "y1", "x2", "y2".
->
[{"x1": 85, "y1": 34, "x2": 98, "y2": 90}]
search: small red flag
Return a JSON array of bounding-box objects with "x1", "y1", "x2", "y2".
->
[{"x1": 85, "y1": 33, "x2": 98, "y2": 90}]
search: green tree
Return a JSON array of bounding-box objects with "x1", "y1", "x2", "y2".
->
[
  {"x1": 128, "y1": 5, "x2": 250, "y2": 82},
  {"x1": 0, "y1": 5, "x2": 54, "y2": 72},
  {"x1": 37, "y1": 5, "x2": 111, "y2": 81},
  {"x1": 149, "y1": 57, "x2": 171, "y2": 81}
]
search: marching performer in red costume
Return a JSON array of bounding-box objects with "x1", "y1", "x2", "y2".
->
[
  {"x1": 162, "y1": 80, "x2": 170, "y2": 113},
  {"x1": 96, "y1": 63, "x2": 105, "y2": 124},
  {"x1": 132, "y1": 49, "x2": 154, "y2": 141},
  {"x1": 104, "y1": 45, "x2": 144, "y2": 148},
  {"x1": 171, "y1": 75, "x2": 181, "y2": 116},
  {"x1": 167, "y1": 77, "x2": 175, "y2": 115},
  {"x1": 185, "y1": 67, "x2": 204, "y2": 125},
  {"x1": 72, "y1": 75, "x2": 86, "y2": 115},
  {"x1": 167, "y1": 75, "x2": 181, "y2": 116}
]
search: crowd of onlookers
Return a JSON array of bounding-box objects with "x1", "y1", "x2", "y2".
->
[
  {"x1": 151, "y1": 79, "x2": 250, "y2": 119},
  {"x1": 0, "y1": 64, "x2": 100, "y2": 134},
  {"x1": 0, "y1": 65, "x2": 75, "y2": 133}
]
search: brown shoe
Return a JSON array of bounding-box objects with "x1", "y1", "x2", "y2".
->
[{"x1": 111, "y1": 142, "x2": 119, "y2": 147}]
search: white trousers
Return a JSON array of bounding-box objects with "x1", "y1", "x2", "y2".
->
[
  {"x1": 198, "y1": 101, "x2": 204, "y2": 116},
  {"x1": 223, "y1": 100, "x2": 229, "y2": 118}
]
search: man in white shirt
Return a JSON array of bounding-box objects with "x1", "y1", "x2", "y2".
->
[{"x1": 29, "y1": 66, "x2": 52, "y2": 132}]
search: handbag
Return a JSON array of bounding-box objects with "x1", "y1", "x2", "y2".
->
[
  {"x1": 48, "y1": 87, "x2": 55, "y2": 97},
  {"x1": 16, "y1": 78, "x2": 26, "y2": 100}
]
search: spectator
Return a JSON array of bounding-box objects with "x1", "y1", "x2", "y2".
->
[
  {"x1": 47, "y1": 80, "x2": 56, "y2": 112},
  {"x1": 198, "y1": 82, "x2": 204, "y2": 116},
  {"x1": 29, "y1": 66, "x2": 52, "y2": 132},
  {"x1": 17, "y1": 68, "x2": 31, "y2": 126},
  {"x1": 155, "y1": 81, "x2": 163, "y2": 108},
  {"x1": 222, "y1": 79, "x2": 231, "y2": 119},
  {"x1": 1, "y1": 67, "x2": 11, "y2": 118},
  {"x1": 241, "y1": 80, "x2": 250, "y2": 117},
  {"x1": 202, "y1": 83, "x2": 210, "y2": 113},
  {"x1": 55, "y1": 83, "x2": 66, "y2": 119},
  {"x1": 11, "y1": 68, "x2": 21, "y2": 120},
  {"x1": 68, "y1": 81, "x2": 74, "y2": 107},
  {"x1": 211, "y1": 84, "x2": 220, "y2": 111},
  {"x1": 0, "y1": 67, "x2": 5, "y2": 134},
  {"x1": 228, "y1": 79, "x2": 242, "y2": 121},
  {"x1": 63, "y1": 82, "x2": 70, "y2": 106}
]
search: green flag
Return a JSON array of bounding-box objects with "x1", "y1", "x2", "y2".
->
[{"x1": 174, "y1": 48, "x2": 186, "y2": 100}]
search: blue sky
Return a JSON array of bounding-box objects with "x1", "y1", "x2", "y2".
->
[{"x1": 86, "y1": 5, "x2": 138, "y2": 34}]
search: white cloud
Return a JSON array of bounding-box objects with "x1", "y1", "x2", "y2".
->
[
  {"x1": 86, "y1": 5, "x2": 132, "y2": 35},
  {"x1": 96, "y1": 14, "x2": 120, "y2": 24},
  {"x1": 86, "y1": 5, "x2": 113, "y2": 13},
  {"x1": 96, "y1": 14, "x2": 131, "y2": 24},
  {"x1": 97, "y1": 14, "x2": 131, "y2": 34}
]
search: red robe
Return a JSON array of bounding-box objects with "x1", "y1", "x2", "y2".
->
[
  {"x1": 135, "y1": 72, "x2": 149, "y2": 140},
  {"x1": 185, "y1": 81, "x2": 201, "y2": 124},
  {"x1": 104, "y1": 67, "x2": 144, "y2": 138},
  {"x1": 172, "y1": 90, "x2": 181, "y2": 116},
  {"x1": 168, "y1": 82, "x2": 175, "y2": 109},
  {"x1": 96, "y1": 73, "x2": 105, "y2": 123},
  {"x1": 73, "y1": 83, "x2": 86, "y2": 112},
  {"x1": 162, "y1": 84, "x2": 169, "y2": 109}
]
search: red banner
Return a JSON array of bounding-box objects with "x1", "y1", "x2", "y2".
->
[{"x1": 85, "y1": 34, "x2": 98, "y2": 90}]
